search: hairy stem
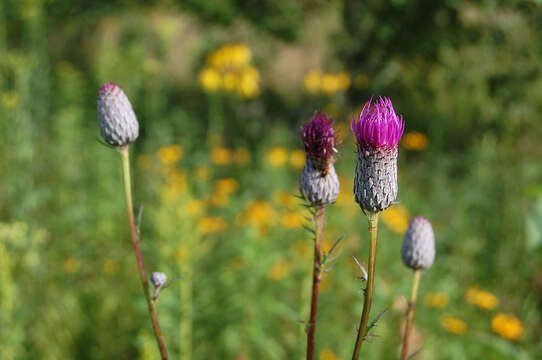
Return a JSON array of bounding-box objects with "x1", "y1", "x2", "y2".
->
[
  {"x1": 120, "y1": 146, "x2": 168, "y2": 360},
  {"x1": 352, "y1": 212, "x2": 379, "y2": 360},
  {"x1": 306, "y1": 205, "x2": 326, "y2": 360},
  {"x1": 400, "y1": 269, "x2": 421, "y2": 360}
]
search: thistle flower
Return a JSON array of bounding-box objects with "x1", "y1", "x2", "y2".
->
[
  {"x1": 351, "y1": 96, "x2": 405, "y2": 212},
  {"x1": 401, "y1": 216, "x2": 435, "y2": 270},
  {"x1": 151, "y1": 272, "x2": 168, "y2": 288},
  {"x1": 97, "y1": 83, "x2": 139, "y2": 146},
  {"x1": 299, "y1": 112, "x2": 340, "y2": 206}
]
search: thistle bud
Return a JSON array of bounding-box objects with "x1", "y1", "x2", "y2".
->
[
  {"x1": 150, "y1": 272, "x2": 167, "y2": 288},
  {"x1": 401, "y1": 216, "x2": 435, "y2": 270},
  {"x1": 351, "y1": 96, "x2": 405, "y2": 212},
  {"x1": 97, "y1": 83, "x2": 139, "y2": 146},
  {"x1": 299, "y1": 112, "x2": 340, "y2": 206}
]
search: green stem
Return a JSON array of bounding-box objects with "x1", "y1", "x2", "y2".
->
[
  {"x1": 179, "y1": 259, "x2": 193, "y2": 360},
  {"x1": 120, "y1": 146, "x2": 168, "y2": 360},
  {"x1": 352, "y1": 212, "x2": 379, "y2": 360},
  {"x1": 400, "y1": 269, "x2": 421, "y2": 360},
  {"x1": 306, "y1": 205, "x2": 326, "y2": 360}
]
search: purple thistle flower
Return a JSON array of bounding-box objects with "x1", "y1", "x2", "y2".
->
[
  {"x1": 301, "y1": 112, "x2": 337, "y2": 173},
  {"x1": 352, "y1": 96, "x2": 405, "y2": 212},
  {"x1": 350, "y1": 96, "x2": 404, "y2": 149},
  {"x1": 299, "y1": 111, "x2": 340, "y2": 206},
  {"x1": 97, "y1": 82, "x2": 139, "y2": 146}
]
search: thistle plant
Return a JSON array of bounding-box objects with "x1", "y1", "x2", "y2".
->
[
  {"x1": 400, "y1": 216, "x2": 435, "y2": 360},
  {"x1": 299, "y1": 112, "x2": 340, "y2": 360},
  {"x1": 350, "y1": 96, "x2": 404, "y2": 359},
  {"x1": 97, "y1": 83, "x2": 168, "y2": 360}
]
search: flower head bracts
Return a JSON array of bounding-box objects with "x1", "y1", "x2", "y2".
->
[
  {"x1": 402, "y1": 216, "x2": 435, "y2": 271},
  {"x1": 97, "y1": 82, "x2": 139, "y2": 146},
  {"x1": 301, "y1": 111, "x2": 337, "y2": 173},
  {"x1": 351, "y1": 96, "x2": 404, "y2": 149}
]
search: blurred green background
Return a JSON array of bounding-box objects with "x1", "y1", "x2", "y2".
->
[{"x1": 1, "y1": 0, "x2": 542, "y2": 359}]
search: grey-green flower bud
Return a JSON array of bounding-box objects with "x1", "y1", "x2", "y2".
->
[
  {"x1": 300, "y1": 158, "x2": 340, "y2": 206},
  {"x1": 353, "y1": 146, "x2": 398, "y2": 212},
  {"x1": 401, "y1": 216, "x2": 435, "y2": 270},
  {"x1": 97, "y1": 83, "x2": 139, "y2": 146}
]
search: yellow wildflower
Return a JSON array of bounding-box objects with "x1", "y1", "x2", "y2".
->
[
  {"x1": 185, "y1": 199, "x2": 204, "y2": 216},
  {"x1": 157, "y1": 145, "x2": 184, "y2": 165},
  {"x1": 267, "y1": 147, "x2": 288, "y2": 167},
  {"x1": 336, "y1": 71, "x2": 351, "y2": 91},
  {"x1": 403, "y1": 132, "x2": 429, "y2": 151},
  {"x1": 233, "y1": 147, "x2": 251, "y2": 166},
  {"x1": 63, "y1": 258, "x2": 80, "y2": 273},
  {"x1": 231, "y1": 44, "x2": 252, "y2": 67},
  {"x1": 163, "y1": 169, "x2": 187, "y2": 197},
  {"x1": 237, "y1": 201, "x2": 277, "y2": 229},
  {"x1": 424, "y1": 292, "x2": 449, "y2": 308},
  {"x1": 103, "y1": 259, "x2": 119, "y2": 275},
  {"x1": 465, "y1": 288, "x2": 499, "y2": 310},
  {"x1": 238, "y1": 65, "x2": 260, "y2": 98},
  {"x1": 319, "y1": 349, "x2": 338, "y2": 360},
  {"x1": 320, "y1": 74, "x2": 340, "y2": 95},
  {"x1": 197, "y1": 217, "x2": 228, "y2": 235},
  {"x1": 380, "y1": 205, "x2": 410, "y2": 234},
  {"x1": 136, "y1": 154, "x2": 152, "y2": 170},
  {"x1": 289, "y1": 150, "x2": 305, "y2": 169},
  {"x1": 280, "y1": 212, "x2": 305, "y2": 229},
  {"x1": 195, "y1": 166, "x2": 211, "y2": 180},
  {"x1": 215, "y1": 178, "x2": 239, "y2": 195},
  {"x1": 211, "y1": 148, "x2": 232, "y2": 165},
  {"x1": 199, "y1": 67, "x2": 221, "y2": 92},
  {"x1": 1, "y1": 91, "x2": 19, "y2": 108},
  {"x1": 209, "y1": 192, "x2": 229, "y2": 207},
  {"x1": 441, "y1": 315, "x2": 468, "y2": 335},
  {"x1": 491, "y1": 313, "x2": 523, "y2": 341},
  {"x1": 222, "y1": 72, "x2": 237, "y2": 91},
  {"x1": 267, "y1": 259, "x2": 291, "y2": 280},
  {"x1": 304, "y1": 70, "x2": 321, "y2": 94}
]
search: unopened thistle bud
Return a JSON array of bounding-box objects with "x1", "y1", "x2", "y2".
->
[
  {"x1": 299, "y1": 112, "x2": 340, "y2": 206},
  {"x1": 150, "y1": 272, "x2": 167, "y2": 288},
  {"x1": 351, "y1": 96, "x2": 405, "y2": 212},
  {"x1": 97, "y1": 83, "x2": 139, "y2": 146},
  {"x1": 401, "y1": 216, "x2": 435, "y2": 270}
]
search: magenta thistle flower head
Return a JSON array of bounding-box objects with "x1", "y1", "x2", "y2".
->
[
  {"x1": 301, "y1": 111, "x2": 337, "y2": 173},
  {"x1": 97, "y1": 82, "x2": 139, "y2": 147},
  {"x1": 350, "y1": 96, "x2": 404, "y2": 149},
  {"x1": 352, "y1": 96, "x2": 404, "y2": 212}
]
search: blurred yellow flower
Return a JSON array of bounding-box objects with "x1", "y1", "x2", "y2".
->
[
  {"x1": 280, "y1": 212, "x2": 305, "y2": 229},
  {"x1": 319, "y1": 349, "x2": 339, "y2": 360},
  {"x1": 163, "y1": 169, "x2": 187, "y2": 197},
  {"x1": 380, "y1": 205, "x2": 410, "y2": 234},
  {"x1": 267, "y1": 147, "x2": 288, "y2": 167},
  {"x1": 209, "y1": 192, "x2": 229, "y2": 207},
  {"x1": 211, "y1": 148, "x2": 232, "y2": 165},
  {"x1": 304, "y1": 70, "x2": 321, "y2": 94},
  {"x1": 267, "y1": 259, "x2": 291, "y2": 280},
  {"x1": 195, "y1": 166, "x2": 211, "y2": 180},
  {"x1": 289, "y1": 150, "x2": 305, "y2": 169},
  {"x1": 215, "y1": 178, "x2": 239, "y2": 195},
  {"x1": 272, "y1": 191, "x2": 297, "y2": 210},
  {"x1": 491, "y1": 313, "x2": 523, "y2": 341},
  {"x1": 465, "y1": 288, "x2": 499, "y2": 310},
  {"x1": 441, "y1": 315, "x2": 468, "y2": 335},
  {"x1": 185, "y1": 199, "x2": 204, "y2": 216},
  {"x1": 208, "y1": 44, "x2": 252, "y2": 68},
  {"x1": 63, "y1": 258, "x2": 80, "y2": 273},
  {"x1": 237, "y1": 201, "x2": 277, "y2": 230},
  {"x1": 136, "y1": 154, "x2": 152, "y2": 170},
  {"x1": 424, "y1": 292, "x2": 450, "y2": 308},
  {"x1": 157, "y1": 145, "x2": 184, "y2": 165},
  {"x1": 199, "y1": 67, "x2": 221, "y2": 92},
  {"x1": 321, "y1": 74, "x2": 340, "y2": 95},
  {"x1": 197, "y1": 217, "x2": 228, "y2": 235},
  {"x1": 223, "y1": 72, "x2": 237, "y2": 91},
  {"x1": 233, "y1": 147, "x2": 251, "y2": 166},
  {"x1": 336, "y1": 71, "x2": 351, "y2": 91},
  {"x1": 1, "y1": 91, "x2": 19, "y2": 108},
  {"x1": 103, "y1": 259, "x2": 119, "y2": 275},
  {"x1": 403, "y1": 132, "x2": 429, "y2": 151},
  {"x1": 175, "y1": 245, "x2": 190, "y2": 262},
  {"x1": 238, "y1": 65, "x2": 260, "y2": 98}
]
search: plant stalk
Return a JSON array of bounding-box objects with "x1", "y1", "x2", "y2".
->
[
  {"x1": 120, "y1": 146, "x2": 168, "y2": 360},
  {"x1": 400, "y1": 269, "x2": 421, "y2": 360},
  {"x1": 306, "y1": 205, "x2": 326, "y2": 360},
  {"x1": 352, "y1": 212, "x2": 379, "y2": 360}
]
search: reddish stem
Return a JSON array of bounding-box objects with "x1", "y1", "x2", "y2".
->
[{"x1": 306, "y1": 206, "x2": 326, "y2": 360}]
